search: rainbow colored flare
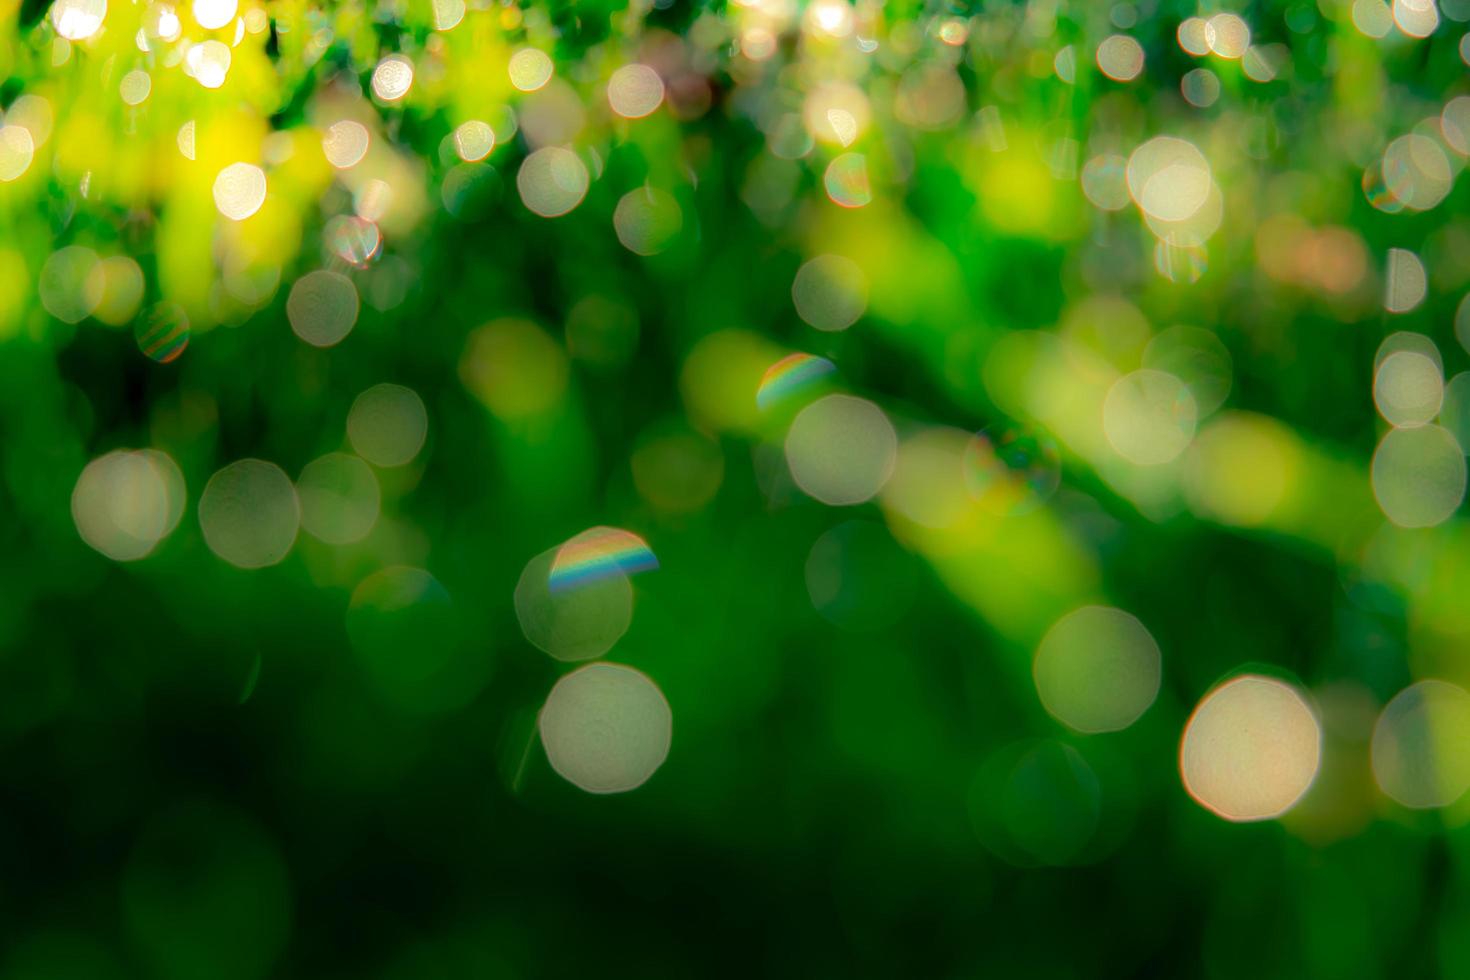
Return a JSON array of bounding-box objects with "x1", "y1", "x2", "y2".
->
[
  {"x1": 756, "y1": 352, "x2": 836, "y2": 411},
  {"x1": 134, "y1": 304, "x2": 190, "y2": 364},
  {"x1": 548, "y1": 526, "x2": 659, "y2": 592}
]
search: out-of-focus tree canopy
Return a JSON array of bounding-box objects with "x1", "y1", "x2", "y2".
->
[{"x1": 4, "y1": 0, "x2": 1470, "y2": 975}]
